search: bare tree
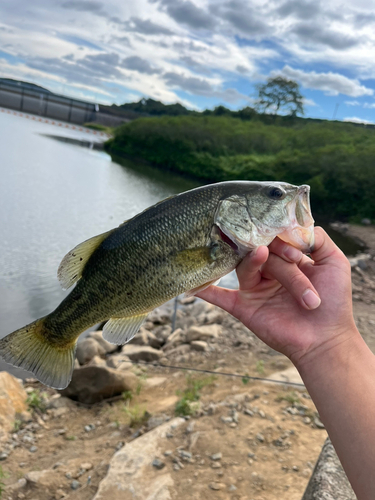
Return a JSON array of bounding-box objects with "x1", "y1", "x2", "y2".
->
[{"x1": 255, "y1": 76, "x2": 304, "y2": 116}]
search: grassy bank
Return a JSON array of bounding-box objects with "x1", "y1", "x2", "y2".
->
[{"x1": 105, "y1": 115, "x2": 375, "y2": 221}]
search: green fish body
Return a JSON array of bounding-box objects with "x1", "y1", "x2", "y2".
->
[{"x1": 0, "y1": 181, "x2": 314, "y2": 388}]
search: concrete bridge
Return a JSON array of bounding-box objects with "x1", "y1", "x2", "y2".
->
[{"x1": 0, "y1": 78, "x2": 97, "y2": 125}]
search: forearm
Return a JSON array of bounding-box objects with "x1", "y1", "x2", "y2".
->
[{"x1": 296, "y1": 329, "x2": 375, "y2": 500}]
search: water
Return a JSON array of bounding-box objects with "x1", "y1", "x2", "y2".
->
[
  {"x1": 0, "y1": 112, "x2": 200, "y2": 377},
  {"x1": 0, "y1": 112, "x2": 365, "y2": 378}
]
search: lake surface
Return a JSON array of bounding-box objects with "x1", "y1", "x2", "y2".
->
[
  {"x1": 0, "y1": 113, "x2": 202, "y2": 377},
  {"x1": 0, "y1": 112, "x2": 364, "y2": 378}
]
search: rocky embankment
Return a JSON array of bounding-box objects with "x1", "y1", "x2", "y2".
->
[{"x1": 1, "y1": 223, "x2": 374, "y2": 500}]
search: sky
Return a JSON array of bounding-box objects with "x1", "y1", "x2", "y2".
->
[{"x1": 1, "y1": 0, "x2": 375, "y2": 123}]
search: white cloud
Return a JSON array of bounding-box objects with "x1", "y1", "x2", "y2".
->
[
  {"x1": 303, "y1": 97, "x2": 317, "y2": 107},
  {"x1": 275, "y1": 66, "x2": 373, "y2": 97},
  {"x1": 363, "y1": 102, "x2": 375, "y2": 108},
  {"x1": 343, "y1": 116, "x2": 374, "y2": 124},
  {"x1": 345, "y1": 100, "x2": 361, "y2": 106}
]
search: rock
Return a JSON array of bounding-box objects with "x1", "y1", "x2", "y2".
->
[
  {"x1": 186, "y1": 324, "x2": 221, "y2": 343},
  {"x1": 81, "y1": 462, "x2": 93, "y2": 470},
  {"x1": 314, "y1": 416, "x2": 325, "y2": 429},
  {"x1": 87, "y1": 356, "x2": 107, "y2": 367},
  {"x1": 144, "y1": 377, "x2": 167, "y2": 389},
  {"x1": 76, "y1": 338, "x2": 105, "y2": 365},
  {"x1": 147, "y1": 414, "x2": 169, "y2": 430},
  {"x1": 190, "y1": 340, "x2": 208, "y2": 352},
  {"x1": 164, "y1": 344, "x2": 190, "y2": 358},
  {"x1": 164, "y1": 328, "x2": 185, "y2": 349},
  {"x1": 130, "y1": 328, "x2": 149, "y2": 346},
  {"x1": 122, "y1": 345, "x2": 162, "y2": 362},
  {"x1": 361, "y1": 218, "x2": 371, "y2": 225},
  {"x1": 87, "y1": 331, "x2": 118, "y2": 354},
  {"x1": 60, "y1": 366, "x2": 138, "y2": 404},
  {"x1": 25, "y1": 469, "x2": 59, "y2": 491},
  {"x1": 71, "y1": 480, "x2": 81, "y2": 490},
  {"x1": 152, "y1": 458, "x2": 165, "y2": 470},
  {"x1": 256, "y1": 433, "x2": 265, "y2": 443},
  {"x1": 94, "y1": 418, "x2": 185, "y2": 500},
  {"x1": 106, "y1": 353, "x2": 131, "y2": 370},
  {"x1": 29, "y1": 445, "x2": 38, "y2": 453},
  {"x1": 4, "y1": 478, "x2": 26, "y2": 495},
  {"x1": 205, "y1": 310, "x2": 224, "y2": 324},
  {"x1": 47, "y1": 396, "x2": 76, "y2": 410},
  {"x1": 265, "y1": 366, "x2": 305, "y2": 387},
  {"x1": 146, "y1": 331, "x2": 162, "y2": 349},
  {"x1": 209, "y1": 482, "x2": 225, "y2": 490},
  {"x1": 211, "y1": 452, "x2": 222, "y2": 461},
  {"x1": 0, "y1": 373, "x2": 28, "y2": 442},
  {"x1": 153, "y1": 325, "x2": 172, "y2": 343},
  {"x1": 55, "y1": 489, "x2": 66, "y2": 499}
]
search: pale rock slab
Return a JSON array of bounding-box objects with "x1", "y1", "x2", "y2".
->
[
  {"x1": 94, "y1": 418, "x2": 185, "y2": 500},
  {"x1": 0, "y1": 372, "x2": 28, "y2": 442}
]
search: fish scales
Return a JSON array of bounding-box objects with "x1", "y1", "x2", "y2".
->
[
  {"x1": 44, "y1": 182, "x2": 240, "y2": 343},
  {"x1": 0, "y1": 181, "x2": 315, "y2": 388}
]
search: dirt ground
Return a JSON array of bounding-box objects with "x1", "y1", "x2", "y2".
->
[{"x1": 2, "y1": 223, "x2": 375, "y2": 500}]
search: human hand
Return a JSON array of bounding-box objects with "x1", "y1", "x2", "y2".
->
[{"x1": 197, "y1": 227, "x2": 358, "y2": 369}]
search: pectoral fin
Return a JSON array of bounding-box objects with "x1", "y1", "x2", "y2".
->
[
  {"x1": 103, "y1": 313, "x2": 148, "y2": 345},
  {"x1": 185, "y1": 278, "x2": 221, "y2": 297}
]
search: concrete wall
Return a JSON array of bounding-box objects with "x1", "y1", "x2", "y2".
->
[{"x1": 302, "y1": 438, "x2": 356, "y2": 500}]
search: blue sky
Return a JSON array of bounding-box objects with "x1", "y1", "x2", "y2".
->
[{"x1": 1, "y1": 0, "x2": 375, "y2": 123}]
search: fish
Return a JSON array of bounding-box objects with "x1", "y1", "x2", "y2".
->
[{"x1": 0, "y1": 181, "x2": 314, "y2": 389}]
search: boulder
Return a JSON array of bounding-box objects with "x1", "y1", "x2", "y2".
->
[
  {"x1": 186, "y1": 324, "x2": 221, "y2": 343},
  {"x1": 146, "y1": 330, "x2": 162, "y2": 349},
  {"x1": 76, "y1": 338, "x2": 105, "y2": 365},
  {"x1": 94, "y1": 418, "x2": 185, "y2": 500},
  {"x1": 60, "y1": 366, "x2": 138, "y2": 404},
  {"x1": 130, "y1": 328, "x2": 149, "y2": 346},
  {"x1": 164, "y1": 344, "x2": 190, "y2": 357},
  {"x1": 153, "y1": 325, "x2": 172, "y2": 343},
  {"x1": 163, "y1": 328, "x2": 185, "y2": 351},
  {"x1": 106, "y1": 353, "x2": 131, "y2": 370},
  {"x1": 122, "y1": 345, "x2": 162, "y2": 362},
  {"x1": 0, "y1": 372, "x2": 28, "y2": 442},
  {"x1": 190, "y1": 340, "x2": 208, "y2": 352},
  {"x1": 87, "y1": 331, "x2": 118, "y2": 354},
  {"x1": 87, "y1": 355, "x2": 107, "y2": 367}
]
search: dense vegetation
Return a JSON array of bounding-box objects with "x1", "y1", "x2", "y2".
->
[{"x1": 105, "y1": 115, "x2": 375, "y2": 221}]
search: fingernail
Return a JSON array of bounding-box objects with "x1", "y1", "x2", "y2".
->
[
  {"x1": 302, "y1": 289, "x2": 321, "y2": 309},
  {"x1": 284, "y1": 246, "x2": 303, "y2": 262}
]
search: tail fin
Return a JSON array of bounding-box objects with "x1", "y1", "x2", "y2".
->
[{"x1": 0, "y1": 318, "x2": 76, "y2": 389}]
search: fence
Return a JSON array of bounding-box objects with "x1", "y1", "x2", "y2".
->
[{"x1": 0, "y1": 80, "x2": 97, "y2": 124}]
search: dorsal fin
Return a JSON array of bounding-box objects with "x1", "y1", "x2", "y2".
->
[{"x1": 57, "y1": 229, "x2": 114, "y2": 289}]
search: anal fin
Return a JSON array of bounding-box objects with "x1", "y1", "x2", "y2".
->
[
  {"x1": 185, "y1": 278, "x2": 221, "y2": 298},
  {"x1": 103, "y1": 313, "x2": 148, "y2": 345}
]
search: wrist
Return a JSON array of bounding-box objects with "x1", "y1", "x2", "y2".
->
[{"x1": 291, "y1": 324, "x2": 363, "y2": 377}]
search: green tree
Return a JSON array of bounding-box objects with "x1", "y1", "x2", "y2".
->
[{"x1": 255, "y1": 76, "x2": 304, "y2": 116}]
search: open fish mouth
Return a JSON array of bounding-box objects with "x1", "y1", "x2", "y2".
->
[{"x1": 278, "y1": 185, "x2": 315, "y2": 253}]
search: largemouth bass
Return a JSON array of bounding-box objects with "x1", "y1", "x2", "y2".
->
[{"x1": 0, "y1": 181, "x2": 314, "y2": 389}]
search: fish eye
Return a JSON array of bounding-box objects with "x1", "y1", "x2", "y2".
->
[{"x1": 268, "y1": 187, "x2": 285, "y2": 200}]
